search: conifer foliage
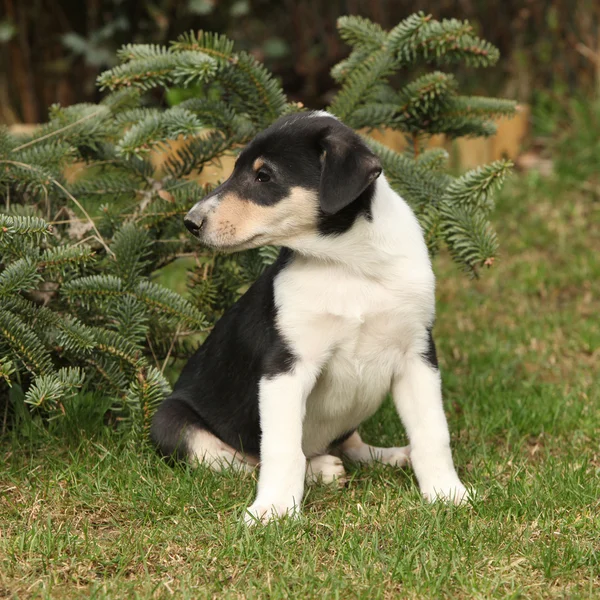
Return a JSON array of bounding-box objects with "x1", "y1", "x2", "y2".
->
[{"x1": 0, "y1": 14, "x2": 514, "y2": 431}]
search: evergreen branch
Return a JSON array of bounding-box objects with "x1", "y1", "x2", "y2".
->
[
  {"x1": 223, "y1": 52, "x2": 289, "y2": 123},
  {"x1": 447, "y1": 96, "x2": 517, "y2": 119},
  {"x1": 258, "y1": 246, "x2": 279, "y2": 266},
  {"x1": 24, "y1": 367, "x2": 85, "y2": 411},
  {"x1": 0, "y1": 309, "x2": 54, "y2": 375},
  {"x1": 0, "y1": 215, "x2": 51, "y2": 238},
  {"x1": 176, "y1": 98, "x2": 249, "y2": 133},
  {"x1": 97, "y1": 52, "x2": 217, "y2": 92},
  {"x1": 163, "y1": 130, "x2": 242, "y2": 179},
  {"x1": 14, "y1": 142, "x2": 77, "y2": 173},
  {"x1": 113, "y1": 107, "x2": 161, "y2": 127},
  {"x1": 0, "y1": 357, "x2": 15, "y2": 386},
  {"x1": 83, "y1": 356, "x2": 129, "y2": 397},
  {"x1": 418, "y1": 203, "x2": 442, "y2": 256},
  {"x1": 330, "y1": 49, "x2": 372, "y2": 83},
  {"x1": 54, "y1": 316, "x2": 97, "y2": 354},
  {"x1": 385, "y1": 12, "x2": 433, "y2": 53},
  {"x1": 439, "y1": 203, "x2": 499, "y2": 276},
  {"x1": 61, "y1": 274, "x2": 125, "y2": 308},
  {"x1": 2, "y1": 297, "x2": 95, "y2": 357},
  {"x1": 0, "y1": 161, "x2": 114, "y2": 257},
  {"x1": 171, "y1": 31, "x2": 287, "y2": 120},
  {"x1": 134, "y1": 280, "x2": 207, "y2": 330},
  {"x1": 443, "y1": 160, "x2": 513, "y2": 214},
  {"x1": 123, "y1": 365, "x2": 171, "y2": 439},
  {"x1": 116, "y1": 106, "x2": 205, "y2": 158},
  {"x1": 62, "y1": 273, "x2": 206, "y2": 330},
  {"x1": 13, "y1": 107, "x2": 109, "y2": 153},
  {"x1": 53, "y1": 178, "x2": 115, "y2": 258},
  {"x1": 328, "y1": 51, "x2": 395, "y2": 122},
  {"x1": 170, "y1": 30, "x2": 235, "y2": 59},
  {"x1": 174, "y1": 32, "x2": 287, "y2": 123},
  {"x1": 417, "y1": 148, "x2": 449, "y2": 171},
  {"x1": 396, "y1": 72, "x2": 458, "y2": 117},
  {"x1": 0, "y1": 257, "x2": 43, "y2": 296},
  {"x1": 107, "y1": 295, "x2": 149, "y2": 345},
  {"x1": 2, "y1": 295, "x2": 58, "y2": 328},
  {"x1": 116, "y1": 43, "x2": 171, "y2": 62},
  {"x1": 91, "y1": 326, "x2": 146, "y2": 369},
  {"x1": 346, "y1": 103, "x2": 397, "y2": 130},
  {"x1": 38, "y1": 245, "x2": 95, "y2": 273},
  {"x1": 0, "y1": 160, "x2": 58, "y2": 197},
  {"x1": 100, "y1": 88, "x2": 141, "y2": 111},
  {"x1": 69, "y1": 171, "x2": 144, "y2": 197},
  {"x1": 388, "y1": 13, "x2": 500, "y2": 67},
  {"x1": 349, "y1": 72, "x2": 458, "y2": 130},
  {"x1": 337, "y1": 15, "x2": 387, "y2": 50},
  {"x1": 111, "y1": 224, "x2": 152, "y2": 286},
  {"x1": 425, "y1": 116, "x2": 498, "y2": 138}
]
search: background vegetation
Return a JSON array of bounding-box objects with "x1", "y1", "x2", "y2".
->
[
  {"x1": 1, "y1": 0, "x2": 599, "y2": 123},
  {"x1": 0, "y1": 15, "x2": 514, "y2": 430}
]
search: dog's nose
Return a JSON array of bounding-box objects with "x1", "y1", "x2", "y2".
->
[{"x1": 184, "y1": 216, "x2": 204, "y2": 237}]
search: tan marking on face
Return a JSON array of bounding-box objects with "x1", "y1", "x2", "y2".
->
[
  {"x1": 204, "y1": 187, "x2": 318, "y2": 249},
  {"x1": 252, "y1": 158, "x2": 265, "y2": 172}
]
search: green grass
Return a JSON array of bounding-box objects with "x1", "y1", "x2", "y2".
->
[{"x1": 1, "y1": 169, "x2": 599, "y2": 599}]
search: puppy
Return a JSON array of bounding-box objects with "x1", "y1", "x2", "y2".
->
[{"x1": 151, "y1": 111, "x2": 468, "y2": 524}]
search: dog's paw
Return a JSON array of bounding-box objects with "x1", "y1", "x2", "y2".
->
[
  {"x1": 378, "y1": 445, "x2": 411, "y2": 467},
  {"x1": 422, "y1": 479, "x2": 471, "y2": 505},
  {"x1": 306, "y1": 454, "x2": 347, "y2": 485},
  {"x1": 244, "y1": 500, "x2": 300, "y2": 525}
]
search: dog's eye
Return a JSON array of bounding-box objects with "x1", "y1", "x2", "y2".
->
[{"x1": 256, "y1": 170, "x2": 270, "y2": 183}]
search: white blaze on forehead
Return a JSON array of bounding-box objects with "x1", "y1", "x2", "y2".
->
[
  {"x1": 308, "y1": 110, "x2": 339, "y2": 120},
  {"x1": 277, "y1": 111, "x2": 339, "y2": 129}
]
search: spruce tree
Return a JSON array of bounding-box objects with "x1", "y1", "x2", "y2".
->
[{"x1": 0, "y1": 14, "x2": 515, "y2": 431}]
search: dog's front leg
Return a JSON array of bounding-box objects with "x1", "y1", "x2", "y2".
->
[
  {"x1": 244, "y1": 364, "x2": 317, "y2": 525},
  {"x1": 393, "y1": 355, "x2": 468, "y2": 504}
]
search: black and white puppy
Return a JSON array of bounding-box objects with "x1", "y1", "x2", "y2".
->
[{"x1": 151, "y1": 111, "x2": 468, "y2": 524}]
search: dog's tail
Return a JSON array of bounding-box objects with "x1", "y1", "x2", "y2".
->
[{"x1": 150, "y1": 395, "x2": 204, "y2": 462}]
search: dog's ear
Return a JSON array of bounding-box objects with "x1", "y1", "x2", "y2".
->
[{"x1": 318, "y1": 125, "x2": 382, "y2": 215}]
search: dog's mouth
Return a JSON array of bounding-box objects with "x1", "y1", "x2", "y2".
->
[{"x1": 195, "y1": 232, "x2": 265, "y2": 254}]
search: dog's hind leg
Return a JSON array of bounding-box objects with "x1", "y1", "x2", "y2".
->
[
  {"x1": 339, "y1": 431, "x2": 411, "y2": 467},
  {"x1": 187, "y1": 428, "x2": 258, "y2": 473},
  {"x1": 306, "y1": 454, "x2": 347, "y2": 485},
  {"x1": 150, "y1": 396, "x2": 257, "y2": 472}
]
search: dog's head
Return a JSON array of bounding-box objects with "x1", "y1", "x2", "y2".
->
[{"x1": 184, "y1": 111, "x2": 382, "y2": 251}]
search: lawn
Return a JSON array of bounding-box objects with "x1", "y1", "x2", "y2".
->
[{"x1": 1, "y1": 168, "x2": 598, "y2": 599}]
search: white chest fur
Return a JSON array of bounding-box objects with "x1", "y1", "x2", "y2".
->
[{"x1": 272, "y1": 178, "x2": 437, "y2": 456}]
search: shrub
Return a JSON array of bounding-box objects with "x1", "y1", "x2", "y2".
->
[{"x1": 0, "y1": 14, "x2": 514, "y2": 433}]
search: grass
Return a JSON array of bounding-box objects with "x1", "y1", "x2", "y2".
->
[{"x1": 1, "y1": 167, "x2": 599, "y2": 599}]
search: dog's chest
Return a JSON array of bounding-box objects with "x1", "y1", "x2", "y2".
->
[
  {"x1": 299, "y1": 311, "x2": 405, "y2": 456},
  {"x1": 275, "y1": 259, "x2": 432, "y2": 456}
]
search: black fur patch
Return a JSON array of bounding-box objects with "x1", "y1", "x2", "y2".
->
[
  {"x1": 422, "y1": 327, "x2": 439, "y2": 370},
  {"x1": 317, "y1": 182, "x2": 375, "y2": 236},
  {"x1": 150, "y1": 249, "x2": 295, "y2": 459}
]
